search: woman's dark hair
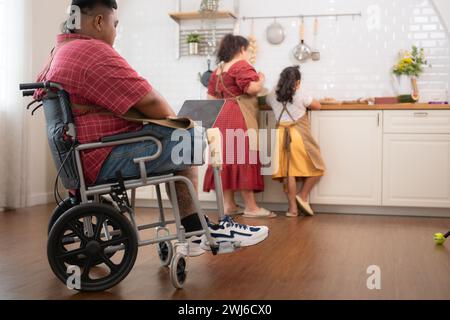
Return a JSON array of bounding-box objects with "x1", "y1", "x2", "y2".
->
[
  {"x1": 217, "y1": 34, "x2": 249, "y2": 63},
  {"x1": 276, "y1": 66, "x2": 302, "y2": 104}
]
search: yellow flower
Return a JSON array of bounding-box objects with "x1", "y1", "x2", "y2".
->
[{"x1": 402, "y1": 58, "x2": 413, "y2": 64}]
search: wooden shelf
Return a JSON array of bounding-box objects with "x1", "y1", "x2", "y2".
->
[{"x1": 169, "y1": 11, "x2": 237, "y2": 23}]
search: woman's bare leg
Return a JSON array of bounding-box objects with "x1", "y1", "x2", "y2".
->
[
  {"x1": 241, "y1": 190, "x2": 260, "y2": 213},
  {"x1": 224, "y1": 190, "x2": 238, "y2": 214},
  {"x1": 299, "y1": 176, "x2": 321, "y2": 202}
]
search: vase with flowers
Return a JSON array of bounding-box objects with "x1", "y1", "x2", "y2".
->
[{"x1": 392, "y1": 46, "x2": 430, "y2": 103}]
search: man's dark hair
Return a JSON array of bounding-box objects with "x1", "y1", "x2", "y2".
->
[
  {"x1": 72, "y1": 0, "x2": 118, "y2": 13},
  {"x1": 63, "y1": 0, "x2": 117, "y2": 33}
]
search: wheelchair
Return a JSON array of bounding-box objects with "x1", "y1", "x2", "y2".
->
[{"x1": 19, "y1": 81, "x2": 238, "y2": 291}]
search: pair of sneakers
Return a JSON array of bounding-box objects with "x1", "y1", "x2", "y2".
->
[{"x1": 181, "y1": 216, "x2": 269, "y2": 257}]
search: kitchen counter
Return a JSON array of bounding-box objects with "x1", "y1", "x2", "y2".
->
[
  {"x1": 254, "y1": 106, "x2": 450, "y2": 217},
  {"x1": 260, "y1": 103, "x2": 450, "y2": 111},
  {"x1": 137, "y1": 107, "x2": 450, "y2": 218}
]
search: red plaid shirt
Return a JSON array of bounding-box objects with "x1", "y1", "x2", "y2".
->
[{"x1": 36, "y1": 34, "x2": 152, "y2": 185}]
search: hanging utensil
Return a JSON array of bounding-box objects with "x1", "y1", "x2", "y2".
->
[
  {"x1": 200, "y1": 59, "x2": 213, "y2": 88},
  {"x1": 266, "y1": 18, "x2": 285, "y2": 45},
  {"x1": 293, "y1": 19, "x2": 311, "y2": 62},
  {"x1": 311, "y1": 18, "x2": 321, "y2": 61}
]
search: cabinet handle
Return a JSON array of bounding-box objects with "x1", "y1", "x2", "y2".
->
[
  {"x1": 377, "y1": 113, "x2": 380, "y2": 127},
  {"x1": 414, "y1": 112, "x2": 429, "y2": 117}
]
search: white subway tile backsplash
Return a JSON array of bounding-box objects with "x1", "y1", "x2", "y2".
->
[
  {"x1": 115, "y1": 0, "x2": 449, "y2": 107},
  {"x1": 414, "y1": 16, "x2": 429, "y2": 23},
  {"x1": 422, "y1": 8, "x2": 435, "y2": 15},
  {"x1": 423, "y1": 24, "x2": 438, "y2": 31},
  {"x1": 414, "y1": 32, "x2": 429, "y2": 39},
  {"x1": 430, "y1": 32, "x2": 447, "y2": 39}
]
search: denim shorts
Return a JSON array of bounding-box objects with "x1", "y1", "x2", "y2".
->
[{"x1": 96, "y1": 124, "x2": 206, "y2": 184}]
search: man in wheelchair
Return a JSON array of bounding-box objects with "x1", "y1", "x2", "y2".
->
[{"x1": 35, "y1": 0, "x2": 269, "y2": 258}]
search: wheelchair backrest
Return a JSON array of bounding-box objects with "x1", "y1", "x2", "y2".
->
[{"x1": 42, "y1": 92, "x2": 80, "y2": 190}]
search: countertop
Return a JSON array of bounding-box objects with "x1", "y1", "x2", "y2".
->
[{"x1": 259, "y1": 103, "x2": 450, "y2": 111}]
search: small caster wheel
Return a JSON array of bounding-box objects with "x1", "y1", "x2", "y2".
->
[
  {"x1": 157, "y1": 241, "x2": 173, "y2": 267},
  {"x1": 434, "y1": 233, "x2": 446, "y2": 246},
  {"x1": 170, "y1": 253, "x2": 187, "y2": 289}
]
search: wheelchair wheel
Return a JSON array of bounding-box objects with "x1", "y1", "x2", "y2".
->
[
  {"x1": 48, "y1": 198, "x2": 78, "y2": 235},
  {"x1": 48, "y1": 196, "x2": 115, "y2": 235},
  {"x1": 47, "y1": 203, "x2": 138, "y2": 292},
  {"x1": 157, "y1": 241, "x2": 173, "y2": 267},
  {"x1": 170, "y1": 253, "x2": 187, "y2": 289},
  {"x1": 48, "y1": 198, "x2": 121, "y2": 267}
]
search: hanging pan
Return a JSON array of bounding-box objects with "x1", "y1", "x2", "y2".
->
[
  {"x1": 293, "y1": 19, "x2": 311, "y2": 62},
  {"x1": 266, "y1": 19, "x2": 285, "y2": 45}
]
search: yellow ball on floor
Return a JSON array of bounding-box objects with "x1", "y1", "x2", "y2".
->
[{"x1": 434, "y1": 233, "x2": 446, "y2": 245}]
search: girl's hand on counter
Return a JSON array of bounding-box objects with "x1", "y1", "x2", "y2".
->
[{"x1": 309, "y1": 99, "x2": 322, "y2": 110}]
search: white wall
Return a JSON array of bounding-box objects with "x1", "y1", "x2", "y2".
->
[
  {"x1": 26, "y1": 0, "x2": 69, "y2": 206},
  {"x1": 432, "y1": 0, "x2": 450, "y2": 34},
  {"x1": 116, "y1": 0, "x2": 450, "y2": 108}
]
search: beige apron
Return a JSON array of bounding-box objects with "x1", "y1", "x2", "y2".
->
[
  {"x1": 215, "y1": 64, "x2": 260, "y2": 151},
  {"x1": 274, "y1": 102, "x2": 325, "y2": 179}
]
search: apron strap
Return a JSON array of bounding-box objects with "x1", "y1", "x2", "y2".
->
[
  {"x1": 276, "y1": 102, "x2": 297, "y2": 181},
  {"x1": 215, "y1": 63, "x2": 239, "y2": 99},
  {"x1": 276, "y1": 102, "x2": 297, "y2": 127}
]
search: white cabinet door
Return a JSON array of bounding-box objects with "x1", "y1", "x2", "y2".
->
[
  {"x1": 310, "y1": 111, "x2": 383, "y2": 206},
  {"x1": 383, "y1": 134, "x2": 450, "y2": 208}
]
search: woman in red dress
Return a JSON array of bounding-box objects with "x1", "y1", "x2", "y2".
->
[{"x1": 204, "y1": 34, "x2": 276, "y2": 218}]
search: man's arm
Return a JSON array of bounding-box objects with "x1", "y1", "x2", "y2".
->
[{"x1": 133, "y1": 89, "x2": 176, "y2": 119}]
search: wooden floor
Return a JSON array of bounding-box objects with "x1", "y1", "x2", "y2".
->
[{"x1": 1, "y1": 204, "x2": 449, "y2": 300}]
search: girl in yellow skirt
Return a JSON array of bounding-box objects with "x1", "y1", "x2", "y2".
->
[{"x1": 267, "y1": 66, "x2": 326, "y2": 217}]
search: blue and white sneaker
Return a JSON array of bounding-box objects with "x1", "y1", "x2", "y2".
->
[{"x1": 201, "y1": 216, "x2": 269, "y2": 250}]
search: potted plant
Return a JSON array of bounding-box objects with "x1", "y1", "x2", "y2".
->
[
  {"x1": 187, "y1": 33, "x2": 201, "y2": 55},
  {"x1": 392, "y1": 46, "x2": 430, "y2": 103}
]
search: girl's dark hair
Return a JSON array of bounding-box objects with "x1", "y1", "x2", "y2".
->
[
  {"x1": 217, "y1": 34, "x2": 249, "y2": 63},
  {"x1": 276, "y1": 66, "x2": 302, "y2": 104}
]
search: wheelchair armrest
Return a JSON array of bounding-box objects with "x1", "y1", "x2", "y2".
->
[{"x1": 101, "y1": 129, "x2": 163, "y2": 143}]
